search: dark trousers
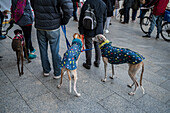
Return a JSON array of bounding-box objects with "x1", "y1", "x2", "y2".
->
[
  {"x1": 20, "y1": 25, "x2": 34, "y2": 56},
  {"x1": 0, "y1": 11, "x2": 4, "y2": 35},
  {"x1": 85, "y1": 36, "x2": 101, "y2": 65},
  {"x1": 132, "y1": 9, "x2": 138, "y2": 21},
  {"x1": 73, "y1": 2, "x2": 77, "y2": 20},
  {"x1": 123, "y1": 7, "x2": 130, "y2": 23}
]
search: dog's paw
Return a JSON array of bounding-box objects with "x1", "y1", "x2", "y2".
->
[
  {"x1": 101, "y1": 79, "x2": 106, "y2": 82},
  {"x1": 76, "y1": 93, "x2": 81, "y2": 97},
  {"x1": 57, "y1": 85, "x2": 61, "y2": 89},
  {"x1": 128, "y1": 92, "x2": 135, "y2": 96},
  {"x1": 109, "y1": 76, "x2": 114, "y2": 79},
  {"x1": 127, "y1": 84, "x2": 132, "y2": 88}
]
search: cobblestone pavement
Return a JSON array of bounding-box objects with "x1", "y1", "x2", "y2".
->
[{"x1": 0, "y1": 16, "x2": 170, "y2": 113}]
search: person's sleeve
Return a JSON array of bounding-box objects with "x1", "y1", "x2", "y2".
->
[
  {"x1": 96, "y1": 4, "x2": 107, "y2": 35},
  {"x1": 59, "y1": 0, "x2": 73, "y2": 25},
  {"x1": 78, "y1": 2, "x2": 87, "y2": 35}
]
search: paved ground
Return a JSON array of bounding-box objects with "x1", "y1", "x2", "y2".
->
[{"x1": 0, "y1": 15, "x2": 170, "y2": 113}]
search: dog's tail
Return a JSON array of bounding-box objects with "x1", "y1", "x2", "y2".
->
[
  {"x1": 140, "y1": 62, "x2": 145, "y2": 94},
  {"x1": 139, "y1": 62, "x2": 144, "y2": 86}
]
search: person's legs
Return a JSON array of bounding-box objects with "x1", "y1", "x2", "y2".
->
[
  {"x1": 105, "y1": 17, "x2": 111, "y2": 33},
  {"x1": 148, "y1": 15, "x2": 159, "y2": 36},
  {"x1": 94, "y1": 41, "x2": 101, "y2": 66},
  {"x1": 84, "y1": 36, "x2": 92, "y2": 66},
  {"x1": 47, "y1": 29, "x2": 61, "y2": 77},
  {"x1": 123, "y1": 7, "x2": 130, "y2": 23},
  {"x1": 20, "y1": 26, "x2": 29, "y2": 57},
  {"x1": 73, "y1": 2, "x2": 78, "y2": 21},
  {"x1": 0, "y1": 11, "x2": 6, "y2": 39},
  {"x1": 156, "y1": 15, "x2": 163, "y2": 38},
  {"x1": 143, "y1": 15, "x2": 158, "y2": 38},
  {"x1": 132, "y1": 9, "x2": 138, "y2": 21},
  {"x1": 37, "y1": 29, "x2": 51, "y2": 74}
]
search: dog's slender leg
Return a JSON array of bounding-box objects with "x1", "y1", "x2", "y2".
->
[
  {"x1": 16, "y1": 52, "x2": 21, "y2": 76},
  {"x1": 72, "y1": 70, "x2": 81, "y2": 97},
  {"x1": 127, "y1": 82, "x2": 135, "y2": 88},
  {"x1": 109, "y1": 64, "x2": 114, "y2": 79},
  {"x1": 57, "y1": 68, "x2": 65, "y2": 89},
  {"x1": 101, "y1": 58, "x2": 107, "y2": 82},
  {"x1": 21, "y1": 48, "x2": 24, "y2": 75},
  {"x1": 67, "y1": 70, "x2": 72, "y2": 93},
  {"x1": 24, "y1": 45, "x2": 31, "y2": 63},
  {"x1": 128, "y1": 65, "x2": 139, "y2": 96}
]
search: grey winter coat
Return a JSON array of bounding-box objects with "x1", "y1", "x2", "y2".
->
[
  {"x1": 30, "y1": 0, "x2": 73, "y2": 30},
  {"x1": 11, "y1": 0, "x2": 34, "y2": 26}
]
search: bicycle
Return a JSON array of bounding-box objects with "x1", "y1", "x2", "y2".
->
[
  {"x1": 161, "y1": 10, "x2": 170, "y2": 42},
  {"x1": 140, "y1": 7, "x2": 153, "y2": 34},
  {"x1": 140, "y1": 8, "x2": 170, "y2": 42}
]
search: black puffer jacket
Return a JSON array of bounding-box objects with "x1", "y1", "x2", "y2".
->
[
  {"x1": 78, "y1": 0, "x2": 107, "y2": 37},
  {"x1": 30, "y1": 0, "x2": 73, "y2": 30}
]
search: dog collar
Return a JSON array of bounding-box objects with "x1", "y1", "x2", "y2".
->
[{"x1": 99, "y1": 40, "x2": 110, "y2": 48}]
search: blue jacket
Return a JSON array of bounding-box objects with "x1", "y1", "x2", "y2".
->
[
  {"x1": 61, "y1": 39, "x2": 82, "y2": 70},
  {"x1": 100, "y1": 40, "x2": 145, "y2": 64}
]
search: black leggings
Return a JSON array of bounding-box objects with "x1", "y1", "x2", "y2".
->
[{"x1": 20, "y1": 25, "x2": 34, "y2": 57}]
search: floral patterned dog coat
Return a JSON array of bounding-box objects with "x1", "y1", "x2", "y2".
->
[
  {"x1": 99, "y1": 40, "x2": 145, "y2": 64},
  {"x1": 61, "y1": 38, "x2": 83, "y2": 70}
]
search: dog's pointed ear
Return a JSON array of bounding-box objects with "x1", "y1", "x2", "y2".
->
[{"x1": 73, "y1": 33, "x2": 81, "y2": 39}]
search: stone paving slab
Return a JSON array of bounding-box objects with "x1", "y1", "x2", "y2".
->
[
  {"x1": 0, "y1": 92, "x2": 33, "y2": 113},
  {"x1": 0, "y1": 15, "x2": 170, "y2": 113},
  {"x1": 134, "y1": 94, "x2": 169, "y2": 113}
]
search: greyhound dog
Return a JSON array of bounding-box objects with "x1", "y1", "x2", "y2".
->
[
  {"x1": 12, "y1": 29, "x2": 31, "y2": 76},
  {"x1": 94, "y1": 34, "x2": 145, "y2": 96},
  {"x1": 57, "y1": 33, "x2": 83, "y2": 97}
]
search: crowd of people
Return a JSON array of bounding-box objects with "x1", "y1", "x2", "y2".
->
[{"x1": 0, "y1": 0, "x2": 169, "y2": 78}]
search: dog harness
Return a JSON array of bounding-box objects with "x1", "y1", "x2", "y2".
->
[
  {"x1": 13, "y1": 33, "x2": 25, "y2": 46},
  {"x1": 99, "y1": 40, "x2": 145, "y2": 64},
  {"x1": 61, "y1": 38, "x2": 83, "y2": 70}
]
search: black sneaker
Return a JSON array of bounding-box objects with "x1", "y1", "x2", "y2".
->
[
  {"x1": 142, "y1": 34, "x2": 151, "y2": 38},
  {"x1": 83, "y1": 63, "x2": 90, "y2": 69},
  {"x1": 94, "y1": 61, "x2": 99, "y2": 67},
  {"x1": 156, "y1": 34, "x2": 159, "y2": 40}
]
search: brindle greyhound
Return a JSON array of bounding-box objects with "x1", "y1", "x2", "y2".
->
[
  {"x1": 94, "y1": 34, "x2": 145, "y2": 96},
  {"x1": 12, "y1": 29, "x2": 31, "y2": 76}
]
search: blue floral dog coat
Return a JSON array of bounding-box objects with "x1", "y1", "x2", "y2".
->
[
  {"x1": 61, "y1": 38, "x2": 83, "y2": 70},
  {"x1": 99, "y1": 40, "x2": 145, "y2": 64}
]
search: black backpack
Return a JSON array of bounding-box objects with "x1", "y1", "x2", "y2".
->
[{"x1": 83, "y1": 4, "x2": 97, "y2": 30}]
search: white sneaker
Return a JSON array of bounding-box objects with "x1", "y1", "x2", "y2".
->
[
  {"x1": 53, "y1": 75, "x2": 61, "y2": 79},
  {"x1": 105, "y1": 29, "x2": 109, "y2": 34},
  {"x1": 43, "y1": 72, "x2": 50, "y2": 77}
]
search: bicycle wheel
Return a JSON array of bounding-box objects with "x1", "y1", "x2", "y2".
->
[
  {"x1": 161, "y1": 22, "x2": 170, "y2": 42},
  {"x1": 140, "y1": 17, "x2": 151, "y2": 34}
]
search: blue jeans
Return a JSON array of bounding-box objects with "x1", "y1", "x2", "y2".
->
[
  {"x1": 37, "y1": 29, "x2": 61, "y2": 76},
  {"x1": 148, "y1": 15, "x2": 162, "y2": 36}
]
